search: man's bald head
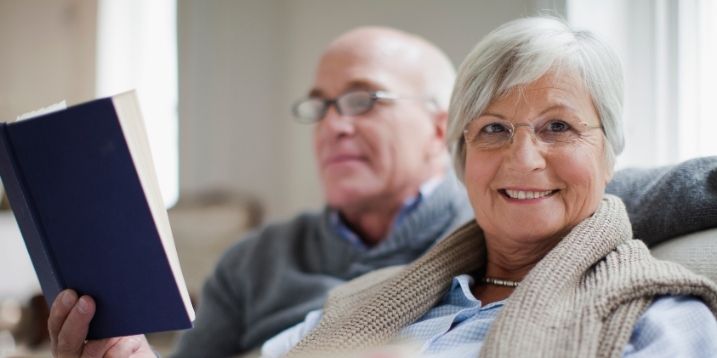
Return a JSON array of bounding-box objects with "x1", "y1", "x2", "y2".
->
[{"x1": 317, "y1": 26, "x2": 455, "y2": 110}]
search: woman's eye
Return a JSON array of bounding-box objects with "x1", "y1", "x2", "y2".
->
[
  {"x1": 546, "y1": 120, "x2": 570, "y2": 132},
  {"x1": 482, "y1": 123, "x2": 509, "y2": 134}
]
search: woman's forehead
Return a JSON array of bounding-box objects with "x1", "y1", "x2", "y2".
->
[{"x1": 488, "y1": 73, "x2": 592, "y2": 110}]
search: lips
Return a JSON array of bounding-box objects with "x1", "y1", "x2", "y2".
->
[
  {"x1": 322, "y1": 154, "x2": 367, "y2": 167},
  {"x1": 499, "y1": 188, "x2": 559, "y2": 200}
]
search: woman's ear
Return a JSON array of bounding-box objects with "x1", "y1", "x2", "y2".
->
[
  {"x1": 604, "y1": 167, "x2": 614, "y2": 185},
  {"x1": 603, "y1": 153, "x2": 615, "y2": 185}
]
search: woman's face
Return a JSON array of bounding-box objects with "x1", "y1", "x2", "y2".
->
[{"x1": 463, "y1": 72, "x2": 612, "y2": 244}]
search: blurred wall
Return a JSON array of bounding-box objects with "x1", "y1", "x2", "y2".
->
[
  {"x1": 178, "y1": 0, "x2": 565, "y2": 221},
  {"x1": 0, "y1": 0, "x2": 96, "y2": 122}
]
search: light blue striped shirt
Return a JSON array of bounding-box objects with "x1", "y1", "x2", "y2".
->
[{"x1": 262, "y1": 274, "x2": 717, "y2": 357}]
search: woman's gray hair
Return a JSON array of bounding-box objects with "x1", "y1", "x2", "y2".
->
[{"x1": 448, "y1": 16, "x2": 625, "y2": 180}]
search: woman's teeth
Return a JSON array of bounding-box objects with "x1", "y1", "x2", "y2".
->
[{"x1": 504, "y1": 189, "x2": 554, "y2": 200}]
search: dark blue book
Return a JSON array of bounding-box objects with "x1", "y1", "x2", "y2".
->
[{"x1": 0, "y1": 91, "x2": 194, "y2": 339}]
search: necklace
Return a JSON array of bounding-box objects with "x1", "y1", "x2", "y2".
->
[{"x1": 481, "y1": 276, "x2": 521, "y2": 288}]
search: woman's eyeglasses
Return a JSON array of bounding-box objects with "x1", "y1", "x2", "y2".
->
[{"x1": 463, "y1": 118, "x2": 603, "y2": 150}]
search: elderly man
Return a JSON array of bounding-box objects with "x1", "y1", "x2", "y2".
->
[{"x1": 47, "y1": 26, "x2": 717, "y2": 357}]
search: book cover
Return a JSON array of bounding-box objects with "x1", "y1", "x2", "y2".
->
[{"x1": 0, "y1": 91, "x2": 194, "y2": 339}]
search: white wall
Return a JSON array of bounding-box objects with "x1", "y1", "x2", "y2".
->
[
  {"x1": 0, "y1": 0, "x2": 96, "y2": 122},
  {"x1": 178, "y1": 0, "x2": 561, "y2": 221}
]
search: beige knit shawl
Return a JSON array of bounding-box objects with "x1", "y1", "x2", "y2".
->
[{"x1": 287, "y1": 195, "x2": 717, "y2": 357}]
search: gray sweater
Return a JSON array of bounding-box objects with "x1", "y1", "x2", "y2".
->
[{"x1": 172, "y1": 157, "x2": 717, "y2": 357}]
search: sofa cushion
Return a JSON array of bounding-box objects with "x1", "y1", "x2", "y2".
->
[{"x1": 651, "y1": 228, "x2": 717, "y2": 284}]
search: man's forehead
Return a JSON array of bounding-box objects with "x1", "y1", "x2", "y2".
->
[
  {"x1": 309, "y1": 51, "x2": 417, "y2": 97},
  {"x1": 308, "y1": 79, "x2": 385, "y2": 98}
]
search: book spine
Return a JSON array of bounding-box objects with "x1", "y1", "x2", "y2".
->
[{"x1": 0, "y1": 124, "x2": 64, "y2": 304}]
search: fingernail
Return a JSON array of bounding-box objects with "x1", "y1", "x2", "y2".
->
[
  {"x1": 61, "y1": 291, "x2": 74, "y2": 307},
  {"x1": 77, "y1": 297, "x2": 90, "y2": 314}
]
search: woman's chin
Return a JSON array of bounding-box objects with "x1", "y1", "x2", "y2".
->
[
  {"x1": 482, "y1": 216, "x2": 569, "y2": 245},
  {"x1": 496, "y1": 230, "x2": 562, "y2": 245}
]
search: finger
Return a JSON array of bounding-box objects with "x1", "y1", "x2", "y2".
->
[
  {"x1": 102, "y1": 336, "x2": 144, "y2": 358},
  {"x1": 81, "y1": 337, "x2": 120, "y2": 358},
  {"x1": 48, "y1": 290, "x2": 78, "y2": 351},
  {"x1": 55, "y1": 295, "x2": 96, "y2": 357}
]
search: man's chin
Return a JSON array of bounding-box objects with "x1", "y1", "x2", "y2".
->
[
  {"x1": 321, "y1": 160, "x2": 371, "y2": 181},
  {"x1": 325, "y1": 187, "x2": 382, "y2": 211}
]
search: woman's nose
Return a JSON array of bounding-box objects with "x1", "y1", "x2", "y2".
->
[{"x1": 505, "y1": 127, "x2": 546, "y2": 172}]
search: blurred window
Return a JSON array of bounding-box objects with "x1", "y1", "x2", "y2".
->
[
  {"x1": 568, "y1": 0, "x2": 717, "y2": 168},
  {"x1": 96, "y1": 0, "x2": 178, "y2": 207}
]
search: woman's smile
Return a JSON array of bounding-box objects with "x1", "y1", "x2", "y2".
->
[{"x1": 498, "y1": 188, "x2": 559, "y2": 202}]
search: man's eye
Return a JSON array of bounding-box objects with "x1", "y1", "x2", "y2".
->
[
  {"x1": 545, "y1": 120, "x2": 571, "y2": 132},
  {"x1": 482, "y1": 123, "x2": 509, "y2": 134}
]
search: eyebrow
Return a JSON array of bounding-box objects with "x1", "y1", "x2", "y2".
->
[{"x1": 308, "y1": 79, "x2": 384, "y2": 98}]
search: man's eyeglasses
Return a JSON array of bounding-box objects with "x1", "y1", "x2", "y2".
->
[
  {"x1": 292, "y1": 90, "x2": 434, "y2": 123},
  {"x1": 463, "y1": 117, "x2": 603, "y2": 151}
]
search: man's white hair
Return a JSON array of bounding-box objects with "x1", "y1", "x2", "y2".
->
[{"x1": 447, "y1": 16, "x2": 625, "y2": 179}]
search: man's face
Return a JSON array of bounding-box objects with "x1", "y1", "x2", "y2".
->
[{"x1": 311, "y1": 48, "x2": 442, "y2": 213}]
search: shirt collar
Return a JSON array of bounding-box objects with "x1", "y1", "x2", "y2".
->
[{"x1": 446, "y1": 274, "x2": 506, "y2": 309}]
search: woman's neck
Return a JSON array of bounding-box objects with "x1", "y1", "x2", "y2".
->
[
  {"x1": 483, "y1": 232, "x2": 564, "y2": 280},
  {"x1": 473, "y1": 232, "x2": 564, "y2": 304}
]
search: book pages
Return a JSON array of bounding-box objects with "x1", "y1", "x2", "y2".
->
[{"x1": 16, "y1": 101, "x2": 67, "y2": 122}]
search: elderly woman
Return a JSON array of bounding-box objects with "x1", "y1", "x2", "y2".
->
[{"x1": 262, "y1": 17, "x2": 717, "y2": 357}]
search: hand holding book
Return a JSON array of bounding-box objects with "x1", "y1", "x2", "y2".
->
[{"x1": 48, "y1": 290, "x2": 155, "y2": 357}]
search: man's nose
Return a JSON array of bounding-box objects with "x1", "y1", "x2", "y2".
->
[
  {"x1": 320, "y1": 104, "x2": 355, "y2": 136},
  {"x1": 505, "y1": 127, "x2": 546, "y2": 172}
]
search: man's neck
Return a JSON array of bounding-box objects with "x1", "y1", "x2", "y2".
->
[
  {"x1": 338, "y1": 173, "x2": 446, "y2": 246},
  {"x1": 339, "y1": 201, "x2": 402, "y2": 246}
]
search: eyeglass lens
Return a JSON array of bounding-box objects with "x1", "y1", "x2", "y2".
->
[{"x1": 293, "y1": 91, "x2": 377, "y2": 122}]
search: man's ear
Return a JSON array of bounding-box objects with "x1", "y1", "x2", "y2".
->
[
  {"x1": 427, "y1": 110, "x2": 449, "y2": 161},
  {"x1": 432, "y1": 110, "x2": 448, "y2": 145},
  {"x1": 424, "y1": 109, "x2": 448, "y2": 162}
]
